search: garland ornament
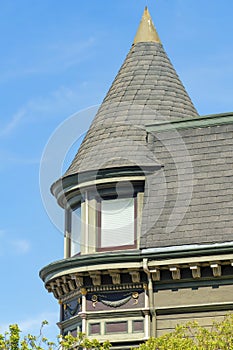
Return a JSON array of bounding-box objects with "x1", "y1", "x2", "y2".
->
[{"x1": 91, "y1": 292, "x2": 139, "y2": 308}]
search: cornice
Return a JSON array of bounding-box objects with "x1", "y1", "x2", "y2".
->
[
  {"x1": 146, "y1": 112, "x2": 233, "y2": 132},
  {"x1": 51, "y1": 165, "x2": 159, "y2": 208},
  {"x1": 40, "y1": 243, "x2": 233, "y2": 283},
  {"x1": 40, "y1": 245, "x2": 233, "y2": 301},
  {"x1": 40, "y1": 250, "x2": 141, "y2": 283}
]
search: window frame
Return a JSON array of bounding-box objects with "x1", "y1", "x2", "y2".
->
[
  {"x1": 70, "y1": 204, "x2": 82, "y2": 256},
  {"x1": 65, "y1": 181, "x2": 144, "y2": 256},
  {"x1": 96, "y1": 194, "x2": 138, "y2": 252}
]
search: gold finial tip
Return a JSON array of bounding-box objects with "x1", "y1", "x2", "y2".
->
[
  {"x1": 143, "y1": 6, "x2": 149, "y2": 17},
  {"x1": 133, "y1": 7, "x2": 161, "y2": 44}
]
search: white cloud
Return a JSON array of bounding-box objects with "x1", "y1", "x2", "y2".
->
[
  {"x1": 26, "y1": 85, "x2": 79, "y2": 117},
  {"x1": 0, "y1": 149, "x2": 41, "y2": 170},
  {"x1": 0, "y1": 109, "x2": 26, "y2": 137},
  {"x1": 0, "y1": 312, "x2": 59, "y2": 342},
  {"x1": 45, "y1": 37, "x2": 95, "y2": 71},
  {"x1": 0, "y1": 35, "x2": 97, "y2": 137},
  {"x1": 0, "y1": 84, "x2": 84, "y2": 138},
  {"x1": 0, "y1": 37, "x2": 95, "y2": 83},
  {"x1": 19, "y1": 312, "x2": 58, "y2": 333},
  {"x1": 10, "y1": 239, "x2": 31, "y2": 254},
  {"x1": 0, "y1": 233, "x2": 31, "y2": 256}
]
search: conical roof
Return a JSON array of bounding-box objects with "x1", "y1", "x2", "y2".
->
[{"x1": 64, "y1": 7, "x2": 198, "y2": 178}]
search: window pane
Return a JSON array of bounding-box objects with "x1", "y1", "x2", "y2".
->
[
  {"x1": 101, "y1": 198, "x2": 134, "y2": 248},
  {"x1": 71, "y1": 206, "x2": 81, "y2": 255}
]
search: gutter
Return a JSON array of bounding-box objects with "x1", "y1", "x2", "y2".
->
[
  {"x1": 142, "y1": 241, "x2": 233, "y2": 255},
  {"x1": 143, "y1": 258, "x2": 156, "y2": 338}
]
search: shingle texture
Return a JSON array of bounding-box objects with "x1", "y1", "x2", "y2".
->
[
  {"x1": 140, "y1": 123, "x2": 233, "y2": 247},
  {"x1": 65, "y1": 42, "x2": 198, "y2": 176},
  {"x1": 60, "y1": 38, "x2": 233, "y2": 248}
]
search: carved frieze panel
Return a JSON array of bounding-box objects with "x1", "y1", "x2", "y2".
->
[{"x1": 86, "y1": 290, "x2": 144, "y2": 311}]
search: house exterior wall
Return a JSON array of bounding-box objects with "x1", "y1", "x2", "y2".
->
[
  {"x1": 154, "y1": 283, "x2": 233, "y2": 335},
  {"x1": 40, "y1": 6, "x2": 233, "y2": 348},
  {"x1": 41, "y1": 243, "x2": 233, "y2": 348}
]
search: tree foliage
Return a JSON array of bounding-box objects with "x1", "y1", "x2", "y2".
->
[
  {"x1": 0, "y1": 321, "x2": 111, "y2": 350},
  {"x1": 1, "y1": 314, "x2": 233, "y2": 350},
  {"x1": 136, "y1": 314, "x2": 233, "y2": 350}
]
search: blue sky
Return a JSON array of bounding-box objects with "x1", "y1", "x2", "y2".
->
[{"x1": 0, "y1": 0, "x2": 232, "y2": 341}]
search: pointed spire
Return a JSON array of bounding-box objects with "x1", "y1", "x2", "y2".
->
[
  {"x1": 63, "y1": 5, "x2": 198, "y2": 178},
  {"x1": 133, "y1": 6, "x2": 161, "y2": 44}
]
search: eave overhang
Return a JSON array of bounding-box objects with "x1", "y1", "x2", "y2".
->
[
  {"x1": 146, "y1": 112, "x2": 233, "y2": 132},
  {"x1": 40, "y1": 242, "x2": 233, "y2": 284},
  {"x1": 51, "y1": 164, "x2": 161, "y2": 208}
]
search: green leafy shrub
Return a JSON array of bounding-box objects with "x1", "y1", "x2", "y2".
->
[
  {"x1": 135, "y1": 314, "x2": 233, "y2": 350},
  {"x1": 0, "y1": 321, "x2": 111, "y2": 350}
]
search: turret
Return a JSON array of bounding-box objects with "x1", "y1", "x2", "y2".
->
[{"x1": 40, "y1": 7, "x2": 233, "y2": 349}]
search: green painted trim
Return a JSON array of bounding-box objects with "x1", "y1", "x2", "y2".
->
[
  {"x1": 51, "y1": 165, "x2": 160, "y2": 207},
  {"x1": 156, "y1": 303, "x2": 233, "y2": 315},
  {"x1": 39, "y1": 244, "x2": 233, "y2": 283},
  {"x1": 86, "y1": 309, "x2": 143, "y2": 320},
  {"x1": 146, "y1": 112, "x2": 233, "y2": 132},
  {"x1": 39, "y1": 250, "x2": 141, "y2": 281},
  {"x1": 58, "y1": 315, "x2": 82, "y2": 330}
]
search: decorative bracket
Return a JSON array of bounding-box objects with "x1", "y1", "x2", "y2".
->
[
  {"x1": 210, "y1": 263, "x2": 221, "y2": 277},
  {"x1": 62, "y1": 284, "x2": 70, "y2": 294},
  {"x1": 48, "y1": 282, "x2": 59, "y2": 298},
  {"x1": 50, "y1": 281, "x2": 63, "y2": 297},
  {"x1": 55, "y1": 278, "x2": 62, "y2": 287},
  {"x1": 61, "y1": 276, "x2": 69, "y2": 293},
  {"x1": 108, "y1": 270, "x2": 121, "y2": 285},
  {"x1": 151, "y1": 268, "x2": 160, "y2": 281},
  {"x1": 129, "y1": 270, "x2": 140, "y2": 283},
  {"x1": 190, "y1": 265, "x2": 201, "y2": 279},
  {"x1": 56, "y1": 287, "x2": 63, "y2": 297},
  {"x1": 89, "y1": 272, "x2": 101, "y2": 286},
  {"x1": 71, "y1": 274, "x2": 83, "y2": 288},
  {"x1": 68, "y1": 280, "x2": 76, "y2": 291},
  {"x1": 169, "y1": 267, "x2": 181, "y2": 280}
]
